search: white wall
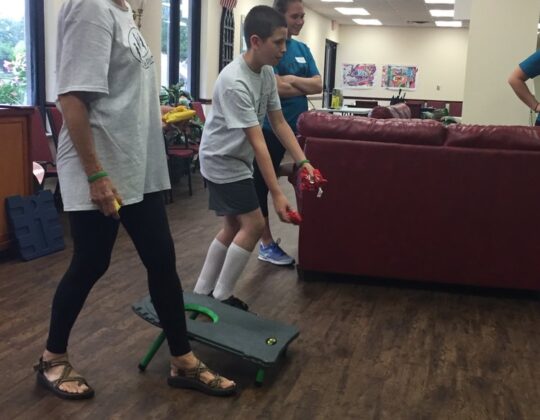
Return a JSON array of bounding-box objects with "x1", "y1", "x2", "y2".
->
[
  {"x1": 336, "y1": 25, "x2": 469, "y2": 102},
  {"x1": 462, "y1": 0, "x2": 540, "y2": 125}
]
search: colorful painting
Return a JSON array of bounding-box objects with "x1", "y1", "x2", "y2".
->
[
  {"x1": 342, "y1": 63, "x2": 377, "y2": 88},
  {"x1": 381, "y1": 65, "x2": 418, "y2": 90}
]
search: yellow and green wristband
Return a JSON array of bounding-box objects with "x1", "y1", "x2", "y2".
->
[{"x1": 297, "y1": 159, "x2": 310, "y2": 167}]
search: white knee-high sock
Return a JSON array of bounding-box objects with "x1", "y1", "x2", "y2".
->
[
  {"x1": 212, "y1": 242, "x2": 252, "y2": 300},
  {"x1": 193, "y1": 238, "x2": 228, "y2": 295}
]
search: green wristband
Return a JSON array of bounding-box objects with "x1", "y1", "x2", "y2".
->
[
  {"x1": 297, "y1": 159, "x2": 310, "y2": 167},
  {"x1": 87, "y1": 171, "x2": 108, "y2": 183}
]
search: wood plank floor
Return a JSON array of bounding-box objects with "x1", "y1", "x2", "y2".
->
[{"x1": 1, "y1": 174, "x2": 539, "y2": 420}]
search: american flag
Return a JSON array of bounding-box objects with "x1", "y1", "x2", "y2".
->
[{"x1": 220, "y1": 0, "x2": 238, "y2": 10}]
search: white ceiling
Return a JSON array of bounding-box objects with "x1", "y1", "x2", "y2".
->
[{"x1": 303, "y1": 0, "x2": 468, "y2": 28}]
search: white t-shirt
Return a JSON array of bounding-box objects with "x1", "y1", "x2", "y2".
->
[
  {"x1": 199, "y1": 55, "x2": 281, "y2": 184},
  {"x1": 55, "y1": 0, "x2": 170, "y2": 211}
]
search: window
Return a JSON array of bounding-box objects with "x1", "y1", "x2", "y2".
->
[
  {"x1": 0, "y1": 0, "x2": 28, "y2": 105},
  {"x1": 219, "y1": 8, "x2": 234, "y2": 71},
  {"x1": 162, "y1": 0, "x2": 199, "y2": 97}
]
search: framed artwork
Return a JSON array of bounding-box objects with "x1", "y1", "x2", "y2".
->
[
  {"x1": 381, "y1": 65, "x2": 418, "y2": 90},
  {"x1": 342, "y1": 63, "x2": 377, "y2": 88}
]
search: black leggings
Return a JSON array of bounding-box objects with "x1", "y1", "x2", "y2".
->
[
  {"x1": 253, "y1": 128, "x2": 287, "y2": 218},
  {"x1": 46, "y1": 192, "x2": 191, "y2": 357}
]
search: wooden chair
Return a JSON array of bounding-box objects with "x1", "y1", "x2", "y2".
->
[
  {"x1": 45, "y1": 104, "x2": 63, "y2": 149},
  {"x1": 163, "y1": 127, "x2": 194, "y2": 202}
]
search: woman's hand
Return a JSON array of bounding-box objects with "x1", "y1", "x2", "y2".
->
[{"x1": 90, "y1": 177, "x2": 122, "y2": 219}]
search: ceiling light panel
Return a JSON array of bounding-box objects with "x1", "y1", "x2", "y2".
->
[
  {"x1": 435, "y1": 20, "x2": 462, "y2": 27},
  {"x1": 353, "y1": 18, "x2": 382, "y2": 26},
  {"x1": 429, "y1": 9, "x2": 455, "y2": 17},
  {"x1": 335, "y1": 7, "x2": 370, "y2": 16}
]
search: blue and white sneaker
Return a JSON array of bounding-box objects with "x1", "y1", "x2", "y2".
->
[{"x1": 258, "y1": 239, "x2": 295, "y2": 266}]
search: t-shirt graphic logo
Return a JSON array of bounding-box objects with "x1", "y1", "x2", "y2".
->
[{"x1": 129, "y1": 28, "x2": 154, "y2": 69}]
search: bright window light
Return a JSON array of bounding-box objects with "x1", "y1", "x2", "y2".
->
[
  {"x1": 429, "y1": 9, "x2": 455, "y2": 17},
  {"x1": 425, "y1": 0, "x2": 455, "y2": 4},
  {"x1": 353, "y1": 18, "x2": 382, "y2": 26},
  {"x1": 435, "y1": 20, "x2": 462, "y2": 27},
  {"x1": 335, "y1": 7, "x2": 369, "y2": 15}
]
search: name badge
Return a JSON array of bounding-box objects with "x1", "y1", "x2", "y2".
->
[{"x1": 295, "y1": 57, "x2": 307, "y2": 64}]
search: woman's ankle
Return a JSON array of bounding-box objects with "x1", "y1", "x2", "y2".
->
[
  {"x1": 42, "y1": 349, "x2": 67, "y2": 361},
  {"x1": 171, "y1": 351, "x2": 197, "y2": 368}
]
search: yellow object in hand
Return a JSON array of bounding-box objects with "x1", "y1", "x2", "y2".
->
[
  {"x1": 162, "y1": 108, "x2": 197, "y2": 124},
  {"x1": 114, "y1": 199, "x2": 121, "y2": 212}
]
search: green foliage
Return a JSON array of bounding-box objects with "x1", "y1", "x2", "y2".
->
[
  {"x1": 160, "y1": 82, "x2": 192, "y2": 106},
  {"x1": 0, "y1": 18, "x2": 26, "y2": 105},
  {"x1": 0, "y1": 47, "x2": 26, "y2": 105},
  {"x1": 0, "y1": 18, "x2": 25, "y2": 64}
]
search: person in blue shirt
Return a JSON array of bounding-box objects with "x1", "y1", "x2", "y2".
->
[
  {"x1": 253, "y1": 0, "x2": 322, "y2": 266},
  {"x1": 508, "y1": 50, "x2": 540, "y2": 125}
]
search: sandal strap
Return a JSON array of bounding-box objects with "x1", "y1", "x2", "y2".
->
[
  {"x1": 33, "y1": 357, "x2": 71, "y2": 373},
  {"x1": 208, "y1": 374, "x2": 223, "y2": 389},
  {"x1": 56, "y1": 375, "x2": 89, "y2": 387}
]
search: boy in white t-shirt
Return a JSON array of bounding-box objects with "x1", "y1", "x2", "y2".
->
[{"x1": 194, "y1": 5, "x2": 316, "y2": 310}]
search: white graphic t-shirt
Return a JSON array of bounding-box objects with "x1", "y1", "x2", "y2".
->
[
  {"x1": 55, "y1": 0, "x2": 170, "y2": 211},
  {"x1": 200, "y1": 55, "x2": 281, "y2": 184}
]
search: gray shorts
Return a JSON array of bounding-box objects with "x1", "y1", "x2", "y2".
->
[{"x1": 206, "y1": 178, "x2": 260, "y2": 216}]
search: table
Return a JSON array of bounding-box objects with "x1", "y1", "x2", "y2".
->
[{"x1": 316, "y1": 107, "x2": 372, "y2": 116}]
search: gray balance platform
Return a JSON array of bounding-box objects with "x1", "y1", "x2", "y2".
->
[{"x1": 132, "y1": 292, "x2": 300, "y2": 384}]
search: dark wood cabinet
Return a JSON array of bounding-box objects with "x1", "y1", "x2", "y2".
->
[{"x1": 0, "y1": 107, "x2": 33, "y2": 251}]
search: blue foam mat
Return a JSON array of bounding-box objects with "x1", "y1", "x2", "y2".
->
[{"x1": 5, "y1": 190, "x2": 65, "y2": 261}]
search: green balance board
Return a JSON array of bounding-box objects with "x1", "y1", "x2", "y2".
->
[{"x1": 133, "y1": 292, "x2": 300, "y2": 367}]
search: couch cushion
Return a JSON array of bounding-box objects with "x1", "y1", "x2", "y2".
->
[
  {"x1": 369, "y1": 103, "x2": 411, "y2": 119},
  {"x1": 297, "y1": 111, "x2": 446, "y2": 146},
  {"x1": 388, "y1": 103, "x2": 411, "y2": 118},
  {"x1": 368, "y1": 105, "x2": 392, "y2": 119},
  {"x1": 446, "y1": 124, "x2": 540, "y2": 151}
]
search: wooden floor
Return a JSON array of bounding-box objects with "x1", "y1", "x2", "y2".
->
[{"x1": 1, "y1": 174, "x2": 539, "y2": 420}]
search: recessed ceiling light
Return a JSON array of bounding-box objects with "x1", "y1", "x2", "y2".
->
[
  {"x1": 429, "y1": 9, "x2": 455, "y2": 17},
  {"x1": 425, "y1": 0, "x2": 455, "y2": 4},
  {"x1": 435, "y1": 20, "x2": 462, "y2": 27},
  {"x1": 353, "y1": 18, "x2": 382, "y2": 26},
  {"x1": 335, "y1": 7, "x2": 370, "y2": 16}
]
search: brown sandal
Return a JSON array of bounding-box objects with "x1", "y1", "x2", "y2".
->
[
  {"x1": 168, "y1": 360, "x2": 237, "y2": 397},
  {"x1": 33, "y1": 357, "x2": 94, "y2": 400}
]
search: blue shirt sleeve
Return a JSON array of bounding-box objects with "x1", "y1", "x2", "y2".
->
[{"x1": 519, "y1": 50, "x2": 540, "y2": 79}]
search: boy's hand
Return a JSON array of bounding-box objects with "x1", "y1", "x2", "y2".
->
[
  {"x1": 272, "y1": 191, "x2": 292, "y2": 223},
  {"x1": 301, "y1": 162, "x2": 315, "y2": 180}
]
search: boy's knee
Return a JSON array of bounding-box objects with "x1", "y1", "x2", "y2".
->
[{"x1": 252, "y1": 216, "x2": 265, "y2": 237}]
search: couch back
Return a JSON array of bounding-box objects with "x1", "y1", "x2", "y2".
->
[
  {"x1": 298, "y1": 111, "x2": 540, "y2": 152},
  {"x1": 298, "y1": 111, "x2": 445, "y2": 146}
]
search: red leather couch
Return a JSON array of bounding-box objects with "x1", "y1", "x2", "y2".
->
[{"x1": 295, "y1": 111, "x2": 540, "y2": 291}]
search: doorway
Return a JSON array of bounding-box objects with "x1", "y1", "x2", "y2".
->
[{"x1": 322, "y1": 39, "x2": 338, "y2": 108}]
